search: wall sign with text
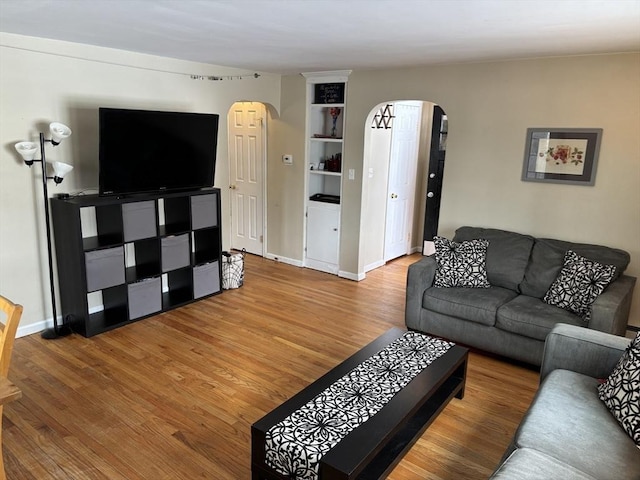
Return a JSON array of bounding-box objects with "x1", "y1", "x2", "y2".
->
[{"x1": 314, "y1": 83, "x2": 345, "y2": 104}]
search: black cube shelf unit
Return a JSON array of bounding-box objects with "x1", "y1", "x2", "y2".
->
[{"x1": 51, "y1": 188, "x2": 222, "y2": 337}]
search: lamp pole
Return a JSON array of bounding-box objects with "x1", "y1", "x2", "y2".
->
[
  {"x1": 15, "y1": 124, "x2": 73, "y2": 338},
  {"x1": 38, "y1": 133, "x2": 72, "y2": 339}
]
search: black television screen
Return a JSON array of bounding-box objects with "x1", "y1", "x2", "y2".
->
[{"x1": 99, "y1": 108, "x2": 219, "y2": 196}]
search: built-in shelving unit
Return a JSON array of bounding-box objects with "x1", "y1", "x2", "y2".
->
[
  {"x1": 302, "y1": 71, "x2": 350, "y2": 275},
  {"x1": 51, "y1": 188, "x2": 222, "y2": 337}
]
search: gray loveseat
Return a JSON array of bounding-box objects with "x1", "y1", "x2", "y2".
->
[
  {"x1": 405, "y1": 226, "x2": 636, "y2": 365},
  {"x1": 490, "y1": 324, "x2": 640, "y2": 479}
]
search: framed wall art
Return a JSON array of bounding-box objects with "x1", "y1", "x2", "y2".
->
[{"x1": 521, "y1": 128, "x2": 603, "y2": 185}]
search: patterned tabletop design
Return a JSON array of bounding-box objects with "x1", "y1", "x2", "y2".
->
[{"x1": 265, "y1": 331, "x2": 454, "y2": 479}]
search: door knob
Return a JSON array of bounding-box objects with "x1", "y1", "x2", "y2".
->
[
  {"x1": 391, "y1": 193, "x2": 398, "y2": 199},
  {"x1": 229, "y1": 184, "x2": 237, "y2": 190},
  {"x1": 429, "y1": 173, "x2": 436, "y2": 178},
  {"x1": 427, "y1": 192, "x2": 434, "y2": 198}
]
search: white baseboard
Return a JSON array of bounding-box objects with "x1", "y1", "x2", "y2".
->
[
  {"x1": 17, "y1": 318, "x2": 50, "y2": 338},
  {"x1": 338, "y1": 270, "x2": 365, "y2": 281},
  {"x1": 17, "y1": 305, "x2": 105, "y2": 338},
  {"x1": 265, "y1": 253, "x2": 303, "y2": 268},
  {"x1": 364, "y1": 259, "x2": 385, "y2": 273},
  {"x1": 304, "y1": 258, "x2": 339, "y2": 275}
]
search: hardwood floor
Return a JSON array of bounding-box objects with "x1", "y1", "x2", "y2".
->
[{"x1": 3, "y1": 254, "x2": 539, "y2": 479}]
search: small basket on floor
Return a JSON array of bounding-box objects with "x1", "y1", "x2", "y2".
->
[{"x1": 222, "y1": 249, "x2": 245, "y2": 289}]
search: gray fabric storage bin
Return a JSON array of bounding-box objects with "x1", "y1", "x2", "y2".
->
[
  {"x1": 193, "y1": 261, "x2": 220, "y2": 298},
  {"x1": 85, "y1": 246, "x2": 125, "y2": 292},
  {"x1": 123, "y1": 200, "x2": 157, "y2": 242},
  {"x1": 161, "y1": 234, "x2": 190, "y2": 272},
  {"x1": 191, "y1": 194, "x2": 218, "y2": 230},
  {"x1": 127, "y1": 277, "x2": 162, "y2": 319}
]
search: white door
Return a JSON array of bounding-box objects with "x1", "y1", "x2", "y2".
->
[
  {"x1": 228, "y1": 102, "x2": 266, "y2": 255},
  {"x1": 384, "y1": 102, "x2": 421, "y2": 262}
]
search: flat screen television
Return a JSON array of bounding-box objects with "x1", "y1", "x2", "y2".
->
[{"x1": 98, "y1": 107, "x2": 219, "y2": 196}]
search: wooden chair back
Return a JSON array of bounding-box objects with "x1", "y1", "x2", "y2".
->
[
  {"x1": 0, "y1": 296, "x2": 22, "y2": 378},
  {"x1": 0, "y1": 296, "x2": 22, "y2": 479}
]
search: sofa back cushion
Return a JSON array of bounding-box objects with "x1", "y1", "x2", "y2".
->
[
  {"x1": 453, "y1": 227, "x2": 535, "y2": 291},
  {"x1": 519, "y1": 238, "x2": 630, "y2": 298}
]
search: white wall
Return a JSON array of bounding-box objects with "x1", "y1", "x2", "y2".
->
[
  {"x1": 0, "y1": 33, "x2": 281, "y2": 336},
  {"x1": 360, "y1": 104, "x2": 392, "y2": 272},
  {"x1": 275, "y1": 53, "x2": 640, "y2": 328}
]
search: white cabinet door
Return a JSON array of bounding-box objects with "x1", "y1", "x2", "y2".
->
[{"x1": 306, "y1": 201, "x2": 339, "y2": 273}]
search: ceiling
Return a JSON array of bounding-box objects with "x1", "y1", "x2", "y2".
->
[{"x1": 1, "y1": 0, "x2": 639, "y2": 74}]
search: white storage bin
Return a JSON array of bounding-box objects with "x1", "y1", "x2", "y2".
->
[
  {"x1": 127, "y1": 277, "x2": 162, "y2": 319},
  {"x1": 193, "y1": 261, "x2": 220, "y2": 298},
  {"x1": 191, "y1": 194, "x2": 218, "y2": 230},
  {"x1": 161, "y1": 234, "x2": 190, "y2": 272},
  {"x1": 123, "y1": 200, "x2": 157, "y2": 242},
  {"x1": 85, "y1": 246, "x2": 125, "y2": 292}
]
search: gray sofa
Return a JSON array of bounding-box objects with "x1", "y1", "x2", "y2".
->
[
  {"x1": 490, "y1": 324, "x2": 640, "y2": 479},
  {"x1": 405, "y1": 226, "x2": 636, "y2": 365}
]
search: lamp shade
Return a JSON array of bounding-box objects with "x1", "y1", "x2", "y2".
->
[
  {"x1": 15, "y1": 141, "x2": 38, "y2": 161},
  {"x1": 49, "y1": 122, "x2": 72, "y2": 145},
  {"x1": 51, "y1": 161, "x2": 73, "y2": 184}
]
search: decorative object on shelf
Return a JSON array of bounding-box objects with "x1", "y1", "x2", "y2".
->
[
  {"x1": 326, "y1": 153, "x2": 342, "y2": 172},
  {"x1": 329, "y1": 107, "x2": 341, "y2": 137},
  {"x1": 372, "y1": 104, "x2": 395, "y2": 129},
  {"x1": 14, "y1": 123, "x2": 74, "y2": 339},
  {"x1": 522, "y1": 127, "x2": 603, "y2": 185}
]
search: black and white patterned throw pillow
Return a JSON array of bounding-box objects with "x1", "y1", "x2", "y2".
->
[
  {"x1": 433, "y1": 236, "x2": 490, "y2": 288},
  {"x1": 598, "y1": 332, "x2": 640, "y2": 447},
  {"x1": 543, "y1": 250, "x2": 616, "y2": 322}
]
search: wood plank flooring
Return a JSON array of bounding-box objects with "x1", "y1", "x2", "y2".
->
[{"x1": 3, "y1": 254, "x2": 539, "y2": 479}]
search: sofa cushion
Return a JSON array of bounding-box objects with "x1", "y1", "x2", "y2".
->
[
  {"x1": 423, "y1": 286, "x2": 517, "y2": 326},
  {"x1": 496, "y1": 295, "x2": 583, "y2": 341},
  {"x1": 519, "y1": 238, "x2": 630, "y2": 299},
  {"x1": 514, "y1": 369, "x2": 640, "y2": 480},
  {"x1": 598, "y1": 332, "x2": 640, "y2": 446},
  {"x1": 543, "y1": 250, "x2": 617, "y2": 323},
  {"x1": 490, "y1": 448, "x2": 597, "y2": 480},
  {"x1": 454, "y1": 226, "x2": 534, "y2": 291},
  {"x1": 433, "y1": 236, "x2": 490, "y2": 288}
]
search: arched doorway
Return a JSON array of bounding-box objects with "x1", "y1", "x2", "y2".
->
[{"x1": 360, "y1": 100, "x2": 447, "y2": 272}]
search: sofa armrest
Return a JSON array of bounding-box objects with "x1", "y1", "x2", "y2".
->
[
  {"x1": 540, "y1": 323, "x2": 631, "y2": 383},
  {"x1": 405, "y1": 255, "x2": 437, "y2": 330},
  {"x1": 589, "y1": 274, "x2": 636, "y2": 336}
]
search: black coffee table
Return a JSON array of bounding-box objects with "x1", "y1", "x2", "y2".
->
[{"x1": 251, "y1": 327, "x2": 468, "y2": 479}]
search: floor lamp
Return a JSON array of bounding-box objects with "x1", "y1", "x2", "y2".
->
[{"x1": 15, "y1": 123, "x2": 74, "y2": 339}]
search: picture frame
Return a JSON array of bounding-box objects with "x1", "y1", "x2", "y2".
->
[{"x1": 521, "y1": 128, "x2": 603, "y2": 185}]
